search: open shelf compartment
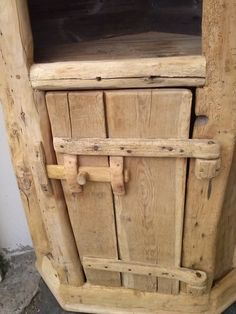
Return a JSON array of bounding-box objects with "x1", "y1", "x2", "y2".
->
[{"x1": 28, "y1": 0, "x2": 203, "y2": 63}]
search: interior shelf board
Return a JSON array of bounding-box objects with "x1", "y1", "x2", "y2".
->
[{"x1": 34, "y1": 31, "x2": 201, "y2": 63}]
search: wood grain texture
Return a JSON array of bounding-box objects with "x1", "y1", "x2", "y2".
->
[
  {"x1": 105, "y1": 89, "x2": 192, "y2": 293},
  {"x1": 38, "y1": 255, "x2": 213, "y2": 314},
  {"x1": 63, "y1": 154, "x2": 82, "y2": 193},
  {"x1": 47, "y1": 165, "x2": 111, "y2": 182},
  {"x1": 31, "y1": 77, "x2": 205, "y2": 91},
  {"x1": 30, "y1": 56, "x2": 206, "y2": 90},
  {"x1": 0, "y1": 0, "x2": 84, "y2": 286},
  {"x1": 0, "y1": 0, "x2": 49, "y2": 266},
  {"x1": 46, "y1": 91, "x2": 120, "y2": 287},
  {"x1": 110, "y1": 157, "x2": 126, "y2": 196},
  {"x1": 83, "y1": 257, "x2": 207, "y2": 289},
  {"x1": 32, "y1": 93, "x2": 85, "y2": 286},
  {"x1": 53, "y1": 138, "x2": 220, "y2": 160},
  {"x1": 182, "y1": 0, "x2": 236, "y2": 288}
]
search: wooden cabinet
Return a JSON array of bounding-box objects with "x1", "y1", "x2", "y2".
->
[
  {"x1": 0, "y1": 1, "x2": 236, "y2": 313},
  {"x1": 46, "y1": 89, "x2": 192, "y2": 293}
]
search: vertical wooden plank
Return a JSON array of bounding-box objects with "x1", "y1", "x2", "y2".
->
[
  {"x1": 0, "y1": 0, "x2": 49, "y2": 266},
  {"x1": 105, "y1": 89, "x2": 191, "y2": 293},
  {"x1": 33, "y1": 92, "x2": 85, "y2": 286},
  {"x1": 68, "y1": 91, "x2": 120, "y2": 287},
  {"x1": 182, "y1": 0, "x2": 236, "y2": 287},
  {"x1": 0, "y1": 0, "x2": 84, "y2": 286},
  {"x1": 46, "y1": 91, "x2": 120, "y2": 287}
]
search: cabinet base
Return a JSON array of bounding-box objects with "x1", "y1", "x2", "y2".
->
[{"x1": 37, "y1": 256, "x2": 236, "y2": 314}]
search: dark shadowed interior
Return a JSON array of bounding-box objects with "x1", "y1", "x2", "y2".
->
[{"x1": 28, "y1": 0, "x2": 202, "y2": 62}]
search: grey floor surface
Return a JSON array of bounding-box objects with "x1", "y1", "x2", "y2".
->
[{"x1": 0, "y1": 251, "x2": 236, "y2": 314}]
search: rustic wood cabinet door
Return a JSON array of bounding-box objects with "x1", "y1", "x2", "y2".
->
[{"x1": 46, "y1": 89, "x2": 192, "y2": 294}]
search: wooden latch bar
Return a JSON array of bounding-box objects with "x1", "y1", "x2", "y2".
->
[
  {"x1": 53, "y1": 137, "x2": 221, "y2": 180},
  {"x1": 46, "y1": 160, "x2": 129, "y2": 195},
  {"x1": 37, "y1": 137, "x2": 221, "y2": 195},
  {"x1": 83, "y1": 257, "x2": 207, "y2": 295},
  {"x1": 53, "y1": 137, "x2": 220, "y2": 160},
  {"x1": 109, "y1": 157, "x2": 126, "y2": 196},
  {"x1": 64, "y1": 154, "x2": 82, "y2": 193}
]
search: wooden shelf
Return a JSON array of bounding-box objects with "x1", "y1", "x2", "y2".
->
[
  {"x1": 30, "y1": 55, "x2": 206, "y2": 90},
  {"x1": 33, "y1": 31, "x2": 201, "y2": 63},
  {"x1": 28, "y1": 0, "x2": 202, "y2": 63}
]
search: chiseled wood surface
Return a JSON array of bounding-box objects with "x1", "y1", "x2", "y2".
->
[
  {"x1": 53, "y1": 138, "x2": 220, "y2": 159},
  {"x1": 182, "y1": 0, "x2": 236, "y2": 287},
  {"x1": 105, "y1": 89, "x2": 192, "y2": 293},
  {"x1": 46, "y1": 91, "x2": 120, "y2": 287},
  {"x1": 0, "y1": 0, "x2": 49, "y2": 265},
  {"x1": 0, "y1": 0, "x2": 84, "y2": 287},
  {"x1": 1, "y1": 0, "x2": 236, "y2": 312},
  {"x1": 30, "y1": 56, "x2": 206, "y2": 90},
  {"x1": 38, "y1": 255, "x2": 213, "y2": 314},
  {"x1": 38, "y1": 255, "x2": 236, "y2": 314},
  {"x1": 83, "y1": 257, "x2": 207, "y2": 288},
  {"x1": 47, "y1": 165, "x2": 111, "y2": 182}
]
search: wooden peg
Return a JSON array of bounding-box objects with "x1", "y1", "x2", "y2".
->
[
  {"x1": 110, "y1": 156, "x2": 126, "y2": 196},
  {"x1": 77, "y1": 171, "x2": 88, "y2": 186},
  {"x1": 195, "y1": 158, "x2": 221, "y2": 180},
  {"x1": 124, "y1": 169, "x2": 130, "y2": 183},
  {"x1": 64, "y1": 154, "x2": 82, "y2": 193}
]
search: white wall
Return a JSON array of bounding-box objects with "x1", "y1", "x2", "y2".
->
[{"x1": 0, "y1": 105, "x2": 32, "y2": 254}]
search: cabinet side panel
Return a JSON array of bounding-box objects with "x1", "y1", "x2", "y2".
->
[{"x1": 183, "y1": 0, "x2": 236, "y2": 285}]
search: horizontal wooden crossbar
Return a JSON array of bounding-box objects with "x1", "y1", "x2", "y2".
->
[
  {"x1": 30, "y1": 56, "x2": 206, "y2": 90},
  {"x1": 83, "y1": 257, "x2": 207, "y2": 288},
  {"x1": 47, "y1": 165, "x2": 129, "y2": 183},
  {"x1": 54, "y1": 138, "x2": 220, "y2": 160},
  {"x1": 47, "y1": 165, "x2": 109, "y2": 182}
]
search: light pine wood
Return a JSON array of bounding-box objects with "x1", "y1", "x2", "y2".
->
[
  {"x1": 30, "y1": 56, "x2": 206, "y2": 90},
  {"x1": 0, "y1": 0, "x2": 49, "y2": 266},
  {"x1": 32, "y1": 93, "x2": 85, "y2": 286},
  {"x1": 83, "y1": 257, "x2": 207, "y2": 290},
  {"x1": 207, "y1": 268, "x2": 236, "y2": 314},
  {"x1": 37, "y1": 255, "x2": 236, "y2": 314},
  {"x1": 63, "y1": 154, "x2": 82, "y2": 193},
  {"x1": 53, "y1": 138, "x2": 220, "y2": 160},
  {"x1": 46, "y1": 91, "x2": 120, "y2": 287},
  {"x1": 104, "y1": 89, "x2": 192, "y2": 293},
  {"x1": 195, "y1": 158, "x2": 221, "y2": 180},
  {"x1": 182, "y1": 0, "x2": 236, "y2": 289},
  {"x1": 109, "y1": 157, "x2": 126, "y2": 196},
  {"x1": 1, "y1": 1, "x2": 236, "y2": 313},
  {"x1": 47, "y1": 165, "x2": 110, "y2": 182},
  {"x1": 77, "y1": 171, "x2": 88, "y2": 186},
  {"x1": 47, "y1": 164, "x2": 130, "y2": 185},
  {"x1": 0, "y1": 0, "x2": 84, "y2": 286},
  {"x1": 30, "y1": 77, "x2": 205, "y2": 91},
  {"x1": 33, "y1": 142, "x2": 52, "y2": 195}
]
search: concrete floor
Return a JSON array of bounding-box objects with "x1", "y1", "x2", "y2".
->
[
  {"x1": 0, "y1": 252, "x2": 40, "y2": 314},
  {"x1": 1, "y1": 251, "x2": 236, "y2": 314}
]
